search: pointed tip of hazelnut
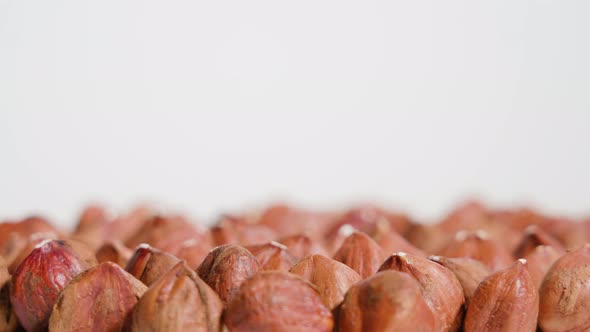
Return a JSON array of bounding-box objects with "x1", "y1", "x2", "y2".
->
[
  {"x1": 517, "y1": 258, "x2": 527, "y2": 265},
  {"x1": 269, "y1": 241, "x2": 288, "y2": 250},
  {"x1": 474, "y1": 230, "x2": 489, "y2": 240},
  {"x1": 428, "y1": 255, "x2": 442, "y2": 262}
]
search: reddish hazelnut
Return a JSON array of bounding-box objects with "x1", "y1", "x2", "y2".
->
[
  {"x1": 333, "y1": 231, "x2": 386, "y2": 279},
  {"x1": 125, "y1": 244, "x2": 180, "y2": 287},
  {"x1": 224, "y1": 271, "x2": 333, "y2": 332},
  {"x1": 245, "y1": 241, "x2": 298, "y2": 271}
]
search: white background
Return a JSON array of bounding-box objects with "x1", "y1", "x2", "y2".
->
[{"x1": 1, "y1": 1, "x2": 589, "y2": 228}]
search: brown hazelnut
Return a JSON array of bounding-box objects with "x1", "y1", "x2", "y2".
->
[
  {"x1": 373, "y1": 227, "x2": 426, "y2": 258},
  {"x1": 96, "y1": 241, "x2": 133, "y2": 268},
  {"x1": 174, "y1": 238, "x2": 212, "y2": 270},
  {"x1": 0, "y1": 257, "x2": 18, "y2": 332},
  {"x1": 125, "y1": 244, "x2": 180, "y2": 287},
  {"x1": 245, "y1": 241, "x2": 298, "y2": 271},
  {"x1": 379, "y1": 252, "x2": 465, "y2": 331},
  {"x1": 429, "y1": 256, "x2": 491, "y2": 308},
  {"x1": 539, "y1": 245, "x2": 590, "y2": 331},
  {"x1": 523, "y1": 245, "x2": 562, "y2": 290},
  {"x1": 289, "y1": 254, "x2": 361, "y2": 309},
  {"x1": 224, "y1": 271, "x2": 333, "y2": 332},
  {"x1": 439, "y1": 230, "x2": 513, "y2": 271},
  {"x1": 125, "y1": 215, "x2": 206, "y2": 255},
  {"x1": 107, "y1": 205, "x2": 154, "y2": 243},
  {"x1": 513, "y1": 225, "x2": 565, "y2": 258},
  {"x1": 10, "y1": 239, "x2": 97, "y2": 331},
  {"x1": 258, "y1": 204, "x2": 334, "y2": 238},
  {"x1": 71, "y1": 205, "x2": 110, "y2": 250},
  {"x1": 277, "y1": 234, "x2": 327, "y2": 259},
  {"x1": 338, "y1": 270, "x2": 436, "y2": 332},
  {"x1": 196, "y1": 244, "x2": 260, "y2": 306},
  {"x1": 332, "y1": 231, "x2": 386, "y2": 279},
  {"x1": 48, "y1": 262, "x2": 147, "y2": 331},
  {"x1": 128, "y1": 261, "x2": 222, "y2": 332},
  {"x1": 404, "y1": 223, "x2": 452, "y2": 254},
  {"x1": 465, "y1": 259, "x2": 538, "y2": 332},
  {"x1": 210, "y1": 215, "x2": 276, "y2": 246}
]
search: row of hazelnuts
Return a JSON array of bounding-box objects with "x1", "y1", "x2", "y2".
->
[{"x1": 1, "y1": 201, "x2": 590, "y2": 331}]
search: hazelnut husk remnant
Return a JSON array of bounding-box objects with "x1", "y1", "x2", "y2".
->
[
  {"x1": 289, "y1": 254, "x2": 361, "y2": 309},
  {"x1": 338, "y1": 270, "x2": 436, "y2": 332},
  {"x1": 196, "y1": 244, "x2": 260, "y2": 306},
  {"x1": 429, "y1": 256, "x2": 491, "y2": 308},
  {"x1": 48, "y1": 262, "x2": 147, "y2": 331},
  {"x1": 465, "y1": 259, "x2": 538, "y2": 332},
  {"x1": 129, "y1": 261, "x2": 222, "y2": 332},
  {"x1": 539, "y1": 245, "x2": 590, "y2": 332},
  {"x1": 10, "y1": 239, "x2": 97, "y2": 332},
  {"x1": 245, "y1": 241, "x2": 298, "y2": 271},
  {"x1": 224, "y1": 271, "x2": 333, "y2": 332},
  {"x1": 379, "y1": 252, "x2": 465, "y2": 331},
  {"x1": 125, "y1": 244, "x2": 180, "y2": 287},
  {"x1": 332, "y1": 231, "x2": 385, "y2": 278}
]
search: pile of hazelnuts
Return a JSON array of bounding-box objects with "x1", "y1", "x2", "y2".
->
[{"x1": 1, "y1": 201, "x2": 589, "y2": 331}]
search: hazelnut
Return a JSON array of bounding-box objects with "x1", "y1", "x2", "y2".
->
[
  {"x1": 439, "y1": 230, "x2": 513, "y2": 271},
  {"x1": 513, "y1": 225, "x2": 565, "y2": 258},
  {"x1": 379, "y1": 252, "x2": 465, "y2": 331},
  {"x1": 10, "y1": 239, "x2": 97, "y2": 332},
  {"x1": 429, "y1": 256, "x2": 490, "y2": 308},
  {"x1": 125, "y1": 215, "x2": 206, "y2": 255},
  {"x1": 107, "y1": 205, "x2": 154, "y2": 243},
  {"x1": 174, "y1": 238, "x2": 212, "y2": 270},
  {"x1": 258, "y1": 204, "x2": 333, "y2": 238},
  {"x1": 224, "y1": 271, "x2": 333, "y2": 332},
  {"x1": 372, "y1": 227, "x2": 426, "y2": 258},
  {"x1": 96, "y1": 241, "x2": 133, "y2": 268},
  {"x1": 128, "y1": 261, "x2": 222, "y2": 332},
  {"x1": 0, "y1": 216, "x2": 59, "y2": 264},
  {"x1": 7, "y1": 232, "x2": 59, "y2": 274},
  {"x1": 465, "y1": 259, "x2": 538, "y2": 332},
  {"x1": 277, "y1": 234, "x2": 327, "y2": 259},
  {"x1": 522, "y1": 245, "x2": 562, "y2": 289},
  {"x1": 245, "y1": 241, "x2": 298, "y2": 271},
  {"x1": 539, "y1": 245, "x2": 590, "y2": 331},
  {"x1": 289, "y1": 254, "x2": 361, "y2": 309},
  {"x1": 332, "y1": 231, "x2": 386, "y2": 279},
  {"x1": 196, "y1": 244, "x2": 260, "y2": 306},
  {"x1": 0, "y1": 257, "x2": 18, "y2": 332},
  {"x1": 210, "y1": 215, "x2": 276, "y2": 246},
  {"x1": 338, "y1": 270, "x2": 436, "y2": 332},
  {"x1": 404, "y1": 223, "x2": 452, "y2": 254},
  {"x1": 71, "y1": 205, "x2": 110, "y2": 250},
  {"x1": 125, "y1": 244, "x2": 180, "y2": 287},
  {"x1": 48, "y1": 262, "x2": 147, "y2": 331}
]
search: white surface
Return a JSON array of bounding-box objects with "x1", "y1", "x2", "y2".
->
[{"x1": 1, "y1": 1, "x2": 589, "y2": 227}]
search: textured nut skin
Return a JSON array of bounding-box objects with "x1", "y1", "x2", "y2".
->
[
  {"x1": 513, "y1": 225, "x2": 565, "y2": 258},
  {"x1": 10, "y1": 239, "x2": 96, "y2": 332},
  {"x1": 379, "y1": 252, "x2": 465, "y2": 332},
  {"x1": 465, "y1": 259, "x2": 538, "y2": 332},
  {"x1": 96, "y1": 241, "x2": 133, "y2": 268},
  {"x1": 429, "y1": 256, "x2": 491, "y2": 308},
  {"x1": 0, "y1": 257, "x2": 18, "y2": 332},
  {"x1": 439, "y1": 230, "x2": 513, "y2": 271},
  {"x1": 196, "y1": 245, "x2": 260, "y2": 306},
  {"x1": 523, "y1": 245, "x2": 562, "y2": 289},
  {"x1": 289, "y1": 255, "x2": 361, "y2": 309},
  {"x1": 332, "y1": 231, "x2": 385, "y2": 279},
  {"x1": 539, "y1": 245, "x2": 590, "y2": 332},
  {"x1": 125, "y1": 244, "x2": 180, "y2": 287},
  {"x1": 338, "y1": 270, "x2": 436, "y2": 332},
  {"x1": 277, "y1": 234, "x2": 327, "y2": 259},
  {"x1": 129, "y1": 262, "x2": 222, "y2": 332},
  {"x1": 48, "y1": 262, "x2": 147, "y2": 332},
  {"x1": 224, "y1": 271, "x2": 333, "y2": 332},
  {"x1": 405, "y1": 224, "x2": 452, "y2": 254},
  {"x1": 373, "y1": 228, "x2": 426, "y2": 258},
  {"x1": 245, "y1": 241, "x2": 298, "y2": 271}
]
